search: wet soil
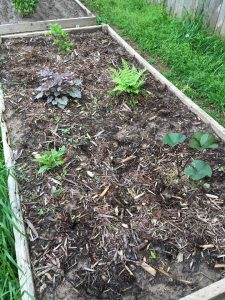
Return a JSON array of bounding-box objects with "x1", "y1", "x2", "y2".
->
[
  {"x1": 0, "y1": 0, "x2": 86, "y2": 25},
  {"x1": 0, "y1": 31, "x2": 225, "y2": 300}
]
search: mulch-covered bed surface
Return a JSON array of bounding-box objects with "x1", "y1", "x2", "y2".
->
[
  {"x1": 0, "y1": 31, "x2": 225, "y2": 300},
  {"x1": 0, "y1": 0, "x2": 86, "y2": 25}
]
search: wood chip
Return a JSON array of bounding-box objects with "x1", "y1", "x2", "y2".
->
[
  {"x1": 214, "y1": 264, "x2": 225, "y2": 269},
  {"x1": 87, "y1": 170, "x2": 95, "y2": 178},
  {"x1": 99, "y1": 185, "x2": 110, "y2": 198},
  {"x1": 177, "y1": 252, "x2": 184, "y2": 262},
  {"x1": 157, "y1": 267, "x2": 172, "y2": 278},
  {"x1": 200, "y1": 244, "x2": 215, "y2": 250},
  {"x1": 139, "y1": 261, "x2": 156, "y2": 277},
  {"x1": 206, "y1": 194, "x2": 219, "y2": 199},
  {"x1": 119, "y1": 155, "x2": 136, "y2": 164}
]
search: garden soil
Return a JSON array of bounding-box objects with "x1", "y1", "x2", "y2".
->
[
  {"x1": 0, "y1": 0, "x2": 86, "y2": 25},
  {"x1": 0, "y1": 31, "x2": 225, "y2": 300}
]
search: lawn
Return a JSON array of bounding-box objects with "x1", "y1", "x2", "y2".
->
[
  {"x1": 0, "y1": 131, "x2": 20, "y2": 299},
  {"x1": 84, "y1": 0, "x2": 225, "y2": 125}
]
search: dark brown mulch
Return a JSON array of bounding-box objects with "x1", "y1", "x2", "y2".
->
[{"x1": 0, "y1": 31, "x2": 225, "y2": 300}]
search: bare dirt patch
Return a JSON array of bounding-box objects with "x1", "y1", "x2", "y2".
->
[
  {"x1": 0, "y1": 31, "x2": 225, "y2": 300},
  {"x1": 0, "y1": 0, "x2": 86, "y2": 25}
]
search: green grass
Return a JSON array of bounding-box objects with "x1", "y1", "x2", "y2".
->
[
  {"x1": 84, "y1": 0, "x2": 225, "y2": 126},
  {"x1": 0, "y1": 133, "x2": 21, "y2": 300}
]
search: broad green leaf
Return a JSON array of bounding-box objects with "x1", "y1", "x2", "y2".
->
[
  {"x1": 163, "y1": 132, "x2": 186, "y2": 147},
  {"x1": 184, "y1": 160, "x2": 212, "y2": 181},
  {"x1": 189, "y1": 132, "x2": 218, "y2": 151}
]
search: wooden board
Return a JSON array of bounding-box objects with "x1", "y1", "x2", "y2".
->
[
  {"x1": 0, "y1": 16, "x2": 96, "y2": 36},
  {"x1": 0, "y1": 89, "x2": 35, "y2": 300},
  {"x1": 0, "y1": 25, "x2": 102, "y2": 40},
  {"x1": 179, "y1": 277, "x2": 225, "y2": 300},
  {"x1": 74, "y1": 0, "x2": 93, "y2": 16}
]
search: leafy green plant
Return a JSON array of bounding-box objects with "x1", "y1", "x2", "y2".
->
[
  {"x1": 189, "y1": 132, "x2": 218, "y2": 151},
  {"x1": 33, "y1": 146, "x2": 66, "y2": 173},
  {"x1": 184, "y1": 160, "x2": 212, "y2": 181},
  {"x1": 37, "y1": 208, "x2": 46, "y2": 217},
  {"x1": 49, "y1": 24, "x2": 74, "y2": 52},
  {"x1": 110, "y1": 59, "x2": 146, "y2": 94},
  {"x1": 54, "y1": 187, "x2": 64, "y2": 198},
  {"x1": 12, "y1": 0, "x2": 39, "y2": 16},
  {"x1": 149, "y1": 250, "x2": 157, "y2": 260},
  {"x1": 163, "y1": 132, "x2": 186, "y2": 147},
  {"x1": 35, "y1": 69, "x2": 83, "y2": 109}
]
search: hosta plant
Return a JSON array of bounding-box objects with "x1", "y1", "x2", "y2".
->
[
  {"x1": 12, "y1": 0, "x2": 39, "y2": 16},
  {"x1": 35, "y1": 69, "x2": 83, "y2": 109},
  {"x1": 33, "y1": 146, "x2": 66, "y2": 174},
  {"x1": 189, "y1": 132, "x2": 218, "y2": 151},
  {"x1": 184, "y1": 160, "x2": 212, "y2": 181},
  {"x1": 49, "y1": 24, "x2": 74, "y2": 52},
  {"x1": 110, "y1": 59, "x2": 146, "y2": 94}
]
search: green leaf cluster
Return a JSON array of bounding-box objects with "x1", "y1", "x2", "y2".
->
[
  {"x1": 111, "y1": 59, "x2": 146, "y2": 95},
  {"x1": 35, "y1": 69, "x2": 83, "y2": 109},
  {"x1": 184, "y1": 160, "x2": 212, "y2": 181},
  {"x1": 189, "y1": 132, "x2": 218, "y2": 151},
  {"x1": 163, "y1": 131, "x2": 219, "y2": 181},
  {"x1": 33, "y1": 146, "x2": 66, "y2": 174},
  {"x1": 49, "y1": 24, "x2": 74, "y2": 53},
  {"x1": 163, "y1": 133, "x2": 186, "y2": 147},
  {"x1": 12, "y1": 0, "x2": 39, "y2": 16}
]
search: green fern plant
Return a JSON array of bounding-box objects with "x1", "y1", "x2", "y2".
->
[
  {"x1": 110, "y1": 59, "x2": 146, "y2": 94},
  {"x1": 12, "y1": 0, "x2": 39, "y2": 16}
]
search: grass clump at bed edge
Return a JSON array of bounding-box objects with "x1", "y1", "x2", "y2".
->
[
  {"x1": 0, "y1": 132, "x2": 21, "y2": 300},
  {"x1": 84, "y1": 0, "x2": 225, "y2": 126}
]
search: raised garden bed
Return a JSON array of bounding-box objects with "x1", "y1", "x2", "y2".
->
[
  {"x1": 0, "y1": 25, "x2": 225, "y2": 300},
  {"x1": 0, "y1": 0, "x2": 95, "y2": 35}
]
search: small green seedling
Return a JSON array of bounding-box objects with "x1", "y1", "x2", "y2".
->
[
  {"x1": 54, "y1": 187, "x2": 64, "y2": 198},
  {"x1": 149, "y1": 250, "x2": 157, "y2": 260},
  {"x1": 184, "y1": 160, "x2": 212, "y2": 181},
  {"x1": 34, "y1": 146, "x2": 66, "y2": 173},
  {"x1": 37, "y1": 208, "x2": 45, "y2": 217},
  {"x1": 163, "y1": 132, "x2": 186, "y2": 147},
  {"x1": 60, "y1": 128, "x2": 71, "y2": 135},
  {"x1": 203, "y1": 183, "x2": 210, "y2": 189},
  {"x1": 189, "y1": 132, "x2": 218, "y2": 151},
  {"x1": 49, "y1": 24, "x2": 74, "y2": 52},
  {"x1": 218, "y1": 166, "x2": 224, "y2": 172},
  {"x1": 129, "y1": 97, "x2": 138, "y2": 108},
  {"x1": 110, "y1": 59, "x2": 146, "y2": 95},
  {"x1": 54, "y1": 116, "x2": 61, "y2": 124}
]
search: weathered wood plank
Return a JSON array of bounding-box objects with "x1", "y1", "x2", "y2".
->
[
  {"x1": 1, "y1": 25, "x2": 102, "y2": 40},
  {"x1": 174, "y1": 0, "x2": 184, "y2": 16},
  {"x1": 179, "y1": 277, "x2": 225, "y2": 300},
  {"x1": 0, "y1": 16, "x2": 96, "y2": 35},
  {"x1": 0, "y1": 89, "x2": 35, "y2": 300},
  {"x1": 74, "y1": 0, "x2": 93, "y2": 16},
  {"x1": 208, "y1": 0, "x2": 223, "y2": 31},
  {"x1": 215, "y1": 0, "x2": 225, "y2": 33}
]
